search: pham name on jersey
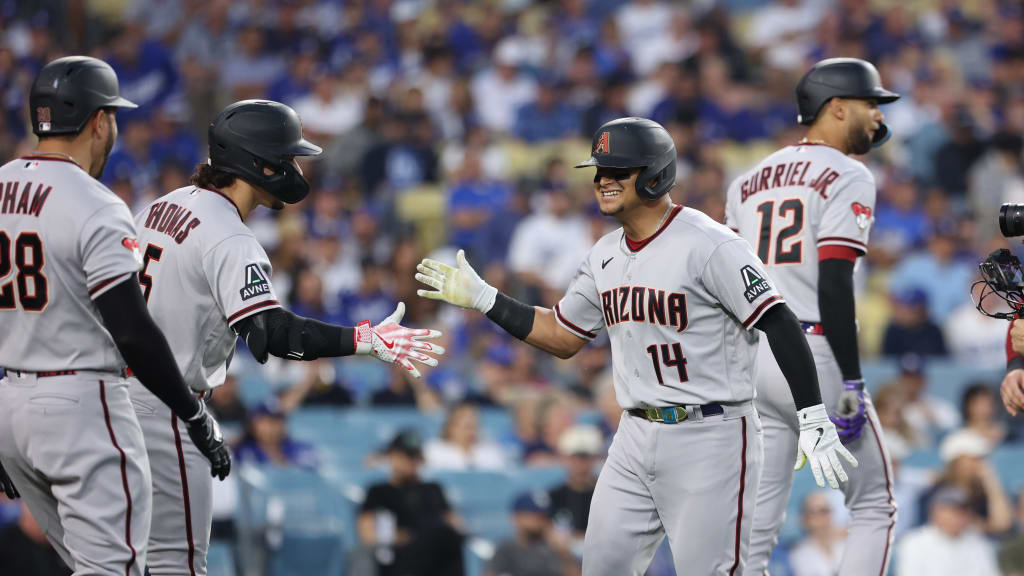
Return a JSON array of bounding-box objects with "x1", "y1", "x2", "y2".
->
[
  {"x1": 600, "y1": 286, "x2": 688, "y2": 333},
  {"x1": 142, "y1": 201, "x2": 201, "y2": 244},
  {"x1": 739, "y1": 162, "x2": 841, "y2": 202},
  {"x1": 0, "y1": 181, "x2": 51, "y2": 217}
]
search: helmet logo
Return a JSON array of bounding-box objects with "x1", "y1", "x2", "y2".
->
[
  {"x1": 36, "y1": 107, "x2": 51, "y2": 132},
  {"x1": 594, "y1": 131, "x2": 610, "y2": 155}
]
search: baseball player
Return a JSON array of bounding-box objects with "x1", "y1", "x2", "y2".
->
[
  {"x1": 0, "y1": 56, "x2": 230, "y2": 576},
  {"x1": 416, "y1": 117, "x2": 855, "y2": 575},
  {"x1": 725, "y1": 58, "x2": 900, "y2": 576},
  {"x1": 129, "y1": 99, "x2": 445, "y2": 575}
]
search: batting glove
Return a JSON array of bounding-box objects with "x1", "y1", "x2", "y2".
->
[
  {"x1": 415, "y1": 249, "x2": 498, "y2": 313},
  {"x1": 830, "y1": 380, "x2": 867, "y2": 443},
  {"x1": 355, "y1": 302, "x2": 445, "y2": 379},
  {"x1": 0, "y1": 459, "x2": 19, "y2": 499},
  {"x1": 795, "y1": 404, "x2": 858, "y2": 489},
  {"x1": 186, "y1": 403, "x2": 232, "y2": 480}
]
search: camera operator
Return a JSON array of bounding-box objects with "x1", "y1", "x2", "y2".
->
[
  {"x1": 982, "y1": 204, "x2": 1024, "y2": 415},
  {"x1": 1002, "y1": 320, "x2": 1024, "y2": 415}
]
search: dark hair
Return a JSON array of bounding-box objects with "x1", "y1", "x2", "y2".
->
[
  {"x1": 961, "y1": 382, "x2": 994, "y2": 422},
  {"x1": 190, "y1": 161, "x2": 236, "y2": 190}
]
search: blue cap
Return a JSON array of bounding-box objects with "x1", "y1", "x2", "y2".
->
[
  {"x1": 894, "y1": 287, "x2": 928, "y2": 307},
  {"x1": 512, "y1": 490, "x2": 552, "y2": 516},
  {"x1": 899, "y1": 353, "x2": 925, "y2": 375},
  {"x1": 251, "y1": 397, "x2": 285, "y2": 418}
]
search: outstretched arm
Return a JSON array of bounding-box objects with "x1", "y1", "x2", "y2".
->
[{"x1": 416, "y1": 250, "x2": 588, "y2": 359}]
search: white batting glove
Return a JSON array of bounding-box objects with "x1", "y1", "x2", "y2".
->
[
  {"x1": 355, "y1": 302, "x2": 445, "y2": 378},
  {"x1": 795, "y1": 404, "x2": 858, "y2": 489},
  {"x1": 415, "y1": 249, "x2": 498, "y2": 313}
]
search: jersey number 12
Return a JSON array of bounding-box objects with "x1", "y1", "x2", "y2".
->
[{"x1": 755, "y1": 199, "x2": 804, "y2": 265}]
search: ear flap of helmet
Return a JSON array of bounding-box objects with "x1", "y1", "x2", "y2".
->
[{"x1": 635, "y1": 151, "x2": 677, "y2": 200}]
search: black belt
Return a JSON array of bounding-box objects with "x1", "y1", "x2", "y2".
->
[{"x1": 627, "y1": 403, "x2": 723, "y2": 423}]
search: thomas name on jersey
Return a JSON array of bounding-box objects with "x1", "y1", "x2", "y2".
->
[
  {"x1": 0, "y1": 181, "x2": 51, "y2": 217},
  {"x1": 141, "y1": 201, "x2": 202, "y2": 244},
  {"x1": 600, "y1": 286, "x2": 688, "y2": 333},
  {"x1": 739, "y1": 161, "x2": 841, "y2": 203}
]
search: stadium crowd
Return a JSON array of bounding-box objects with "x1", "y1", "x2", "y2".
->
[{"x1": 0, "y1": 0, "x2": 1023, "y2": 574}]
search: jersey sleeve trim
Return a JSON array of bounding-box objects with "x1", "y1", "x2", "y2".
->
[
  {"x1": 818, "y1": 245, "x2": 859, "y2": 262},
  {"x1": 227, "y1": 299, "x2": 281, "y2": 326},
  {"x1": 553, "y1": 303, "x2": 597, "y2": 340},
  {"x1": 88, "y1": 272, "x2": 135, "y2": 299},
  {"x1": 817, "y1": 236, "x2": 867, "y2": 253},
  {"x1": 741, "y1": 295, "x2": 785, "y2": 329}
]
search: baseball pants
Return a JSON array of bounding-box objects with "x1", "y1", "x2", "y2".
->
[
  {"x1": 129, "y1": 378, "x2": 213, "y2": 576},
  {"x1": 583, "y1": 402, "x2": 763, "y2": 576},
  {"x1": 744, "y1": 334, "x2": 897, "y2": 576},
  {"x1": 0, "y1": 370, "x2": 152, "y2": 576}
]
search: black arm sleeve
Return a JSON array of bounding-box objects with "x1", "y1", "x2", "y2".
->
[
  {"x1": 755, "y1": 303, "x2": 823, "y2": 410},
  {"x1": 818, "y1": 258, "x2": 862, "y2": 381},
  {"x1": 1009, "y1": 356, "x2": 1024, "y2": 373},
  {"x1": 485, "y1": 292, "x2": 536, "y2": 341},
  {"x1": 95, "y1": 278, "x2": 201, "y2": 419},
  {"x1": 234, "y1": 308, "x2": 355, "y2": 363}
]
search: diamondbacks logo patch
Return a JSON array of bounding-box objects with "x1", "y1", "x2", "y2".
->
[
  {"x1": 851, "y1": 202, "x2": 873, "y2": 230},
  {"x1": 240, "y1": 263, "x2": 271, "y2": 301},
  {"x1": 741, "y1": 265, "x2": 771, "y2": 303},
  {"x1": 36, "y1": 107, "x2": 51, "y2": 132},
  {"x1": 594, "y1": 131, "x2": 610, "y2": 154},
  {"x1": 121, "y1": 236, "x2": 143, "y2": 267}
]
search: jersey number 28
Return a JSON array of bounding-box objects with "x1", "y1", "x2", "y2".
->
[{"x1": 0, "y1": 231, "x2": 48, "y2": 311}]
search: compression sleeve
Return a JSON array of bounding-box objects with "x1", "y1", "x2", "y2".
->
[
  {"x1": 234, "y1": 308, "x2": 355, "y2": 363},
  {"x1": 95, "y1": 278, "x2": 201, "y2": 419},
  {"x1": 755, "y1": 303, "x2": 823, "y2": 410},
  {"x1": 818, "y1": 258, "x2": 862, "y2": 381}
]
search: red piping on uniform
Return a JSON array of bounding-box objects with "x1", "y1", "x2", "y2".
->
[
  {"x1": 624, "y1": 205, "x2": 682, "y2": 252},
  {"x1": 554, "y1": 304, "x2": 597, "y2": 338},
  {"x1": 817, "y1": 236, "x2": 867, "y2": 250},
  {"x1": 227, "y1": 300, "x2": 280, "y2": 324},
  {"x1": 867, "y1": 415, "x2": 896, "y2": 576},
  {"x1": 171, "y1": 414, "x2": 198, "y2": 576},
  {"x1": 729, "y1": 416, "x2": 748, "y2": 576},
  {"x1": 99, "y1": 380, "x2": 137, "y2": 576},
  {"x1": 818, "y1": 245, "x2": 859, "y2": 262},
  {"x1": 742, "y1": 295, "x2": 784, "y2": 329},
  {"x1": 89, "y1": 273, "x2": 131, "y2": 296},
  {"x1": 200, "y1": 186, "x2": 243, "y2": 221}
]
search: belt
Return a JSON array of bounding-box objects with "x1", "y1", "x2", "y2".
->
[
  {"x1": 800, "y1": 321, "x2": 824, "y2": 335},
  {"x1": 627, "y1": 403, "x2": 723, "y2": 424},
  {"x1": 4, "y1": 368, "x2": 127, "y2": 378}
]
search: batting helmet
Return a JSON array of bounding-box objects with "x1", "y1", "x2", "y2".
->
[
  {"x1": 208, "y1": 100, "x2": 322, "y2": 204},
  {"x1": 796, "y1": 58, "x2": 900, "y2": 146},
  {"x1": 29, "y1": 56, "x2": 137, "y2": 137},
  {"x1": 575, "y1": 117, "x2": 676, "y2": 200}
]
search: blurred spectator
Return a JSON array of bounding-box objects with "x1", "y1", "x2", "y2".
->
[
  {"x1": 106, "y1": 22, "x2": 180, "y2": 123},
  {"x1": 103, "y1": 121, "x2": 159, "y2": 194},
  {"x1": 944, "y1": 283, "x2": 1010, "y2": 370},
  {"x1": 207, "y1": 372, "x2": 247, "y2": 429},
  {"x1": 788, "y1": 492, "x2": 846, "y2": 576},
  {"x1": 889, "y1": 218, "x2": 974, "y2": 325},
  {"x1": 447, "y1": 150, "x2": 512, "y2": 265},
  {"x1": 999, "y1": 491, "x2": 1024, "y2": 576},
  {"x1": 286, "y1": 360, "x2": 354, "y2": 408},
  {"x1": 549, "y1": 425, "x2": 603, "y2": 543},
  {"x1": 934, "y1": 106, "x2": 986, "y2": 197},
  {"x1": 289, "y1": 266, "x2": 337, "y2": 323},
  {"x1": 581, "y1": 76, "x2": 630, "y2": 138},
  {"x1": 616, "y1": 0, "x2": 673, "y2": 72},
  {"x1": 292, "y1": 68, "x2": 365, "y2": 141},
  {"x1": 471, "y1": 40, "x2": 537, "y2": 134},
  {"x1": 337, "y1": 258, "x2": 397, "y2": 327},
  {"x1": 872, "y1": 173, "x2": 929, "y2": 257},
  {"x1": 873, "y1": 382, "x2": 916, "y2": 458},
  {"x1": 523, "y1": 394, "x2": 575, "y2": 467},
  {"x1": 960, "y1": 384, "x2": 1007, "y2": 447},
  {"x1": 919, "y1": 429, "x2": 1012, "y2": 535},
  {"x1": 359, "y1": 111, "x2": 439, "y2": 195},
  {"x1": 219, "y1": 25, "x2": 285, "y2": 99},
  {"x1": 486, "y1": 491, "x2": 570, "y2": 576},
  {"x1": 969, "y1": 131, "x2": 1024, "y2": 242},
  {"x1": 0, "y1": 503, "x2": 71, "y2": 575},
  {"x1": 881, "y1": 288, "x2": 948, "y2": 357},
  {"x1": 897, "y1": 354, "x2": 961, "y2": 448},
  {"x1": 371, "y1": 365, "x2": 442, "y2": 412},
  {"x1": 897, "y1": 487, "x2": 1000, "y2": 576},
  {"x1": 514, "y1": 78, "x2": 580, "y2": 143},
  {"x1": 356, "y1": 429, "x2": 464, "y2": 576},
  {"x1": 234, "y1": 398, "x2": 318, "y2": 470},
  {"x1": 425, "y1": 402, "x2": 506, "y2": 471}
]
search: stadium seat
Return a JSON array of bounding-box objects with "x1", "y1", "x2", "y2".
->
[
  {"x1": 267, "y1": 532, "x2": 347, "y2": 576},
  {"x1": 205, "y1": 541, "x2": 237, "y2": 576},
  {"x1": 510, "y1": 466, "x2": 567, "y2": 493},
  {"x1": 991, "y1": 444, "x2": 1024, "y2": 492},
  {"x1": 432, "y1": 470, "x2": 518, "y2": 542}
]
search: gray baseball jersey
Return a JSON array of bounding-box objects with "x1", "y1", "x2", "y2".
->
[
  {"x1": 133, "y1": 185, "x2": 281, "y2": 392},
  {"x1": 555, "y1": 204, "x2": 785, "y2": 408},
  {"x1": 0, "y1": 155, "x2": 142, "y2": 371},
  {"x1": 725, "y1": 143, "x2": 896, "y2": 576},
  {"x1": 0, "y1": 155, "x2": 151, "y2": 575}
]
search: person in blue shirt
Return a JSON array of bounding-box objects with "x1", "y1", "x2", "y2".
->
[
  {"x1": 106, "y1": 23, "x2": 180, "y2": 124},
  {"x1": 889, "y1": 218, "x2": 974, "y2": 325},
  {"x1": 234, "y1": 398, "x2": 318, "y2": 470},
  {"x1": 514, "y1": 77, "x2": 580, "y2": 143}
]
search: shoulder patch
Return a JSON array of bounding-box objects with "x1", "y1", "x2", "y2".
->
[
  {"x1": 240, "y1": 263, "x2": 271, "y2": 301},
  {"x1": 851, "y1": 202, "x2": 873, "y2": 230},
  {"x1": 122, "y1": 236, "x2": 143, "y2": 267},
  {"x1": 741, "y1": 265, "x2": 771, "y2": 303}
]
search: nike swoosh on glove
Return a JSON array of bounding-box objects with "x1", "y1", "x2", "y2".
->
[
  {"x1": 186, "y1": 403, "x2": 232, "y2": 480},
  {"x1": 830, "y1": 380, "x2": 867, "y2": 443},
  {"x1": 0, "y1": 459, "x2": 19, "y2": 499},
  {"x1": 795, "y1": 404, "x2": 858, "y2": 489},
  {"x1": 355, "y1": 302, "x2": 445, "y2": 378}
]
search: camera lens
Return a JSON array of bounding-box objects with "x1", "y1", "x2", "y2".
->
[{"x1": 1000, "y1": 203, "x2": 1024, "y2": 237}]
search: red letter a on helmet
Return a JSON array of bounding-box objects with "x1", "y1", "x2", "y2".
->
[{"x1": 595, "y1": 132, "x2": 610, "y2": 154}]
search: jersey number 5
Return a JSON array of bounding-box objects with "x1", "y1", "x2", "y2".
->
[
  {"x1": 646, "y1": 343, "x2": 688, "y2": 385},
  {"x1": 138, "y1": 243, "x2": 163, "y2": 304},
  {"x1": 755, "y1": 199, "x2": 804, "y2": 265},
  {"x1": 0, "y1": 231, "x2": 48, "y2": 311}
]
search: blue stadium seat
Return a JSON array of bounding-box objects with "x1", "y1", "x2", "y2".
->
[
  {"x1": 901, "y1": 448, "x2": 943, "y2": 470},
  {"x1": 267, "y1": 532, "x2": 346, "y2": 576},
  {"x1": 991, "y1": 444, "x2": 1024, "y2": 492},
  {"x1": 206, "y1": 541, "x2": 236, "y2": 576},
  {"x1": 432, "y1": 471, "x2": 518, "y2": 542},
  {"x1": 510, "y1": 466, "x2": 567, "y2": 493}
]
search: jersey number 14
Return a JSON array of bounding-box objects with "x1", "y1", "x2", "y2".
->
[{"x1": 646, "y1": 342, "x2": 688, "y2": 385}]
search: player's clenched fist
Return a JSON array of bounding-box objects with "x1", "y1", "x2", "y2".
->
[
  {"x1": 186, "y1": 403, "x2": 232, "y2": 480},
  {"x1": 795, "y1": 404, "x2": 858, "y2": 489},
  {"x1": 355, "y1": 302, "x2": 445, "y2": 378},
  {"x1": 416, "y1": 249, "x2": 498, "y2": 313}
]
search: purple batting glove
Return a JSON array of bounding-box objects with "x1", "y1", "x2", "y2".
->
[{"x1": 830, "y1": 380, "x2": 867, "y2": 444}]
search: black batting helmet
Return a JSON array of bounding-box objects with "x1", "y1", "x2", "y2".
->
[
  {"x1": 29, "y1": 56, "x2": 137, "y2": 137},
  {"x1": 796, "y1": 58, "x2": 900, "y2": 146},
  {"x1": 208, "y1": 100, "x2": 322, "y2": 204},
  {"x1": 575, "y1": 117, "x2": 676, "y2": 200}
]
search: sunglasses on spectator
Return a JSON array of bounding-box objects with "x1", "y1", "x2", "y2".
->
[{"x1": 594, "y1": 167, "x2": 637, "y2": 183}]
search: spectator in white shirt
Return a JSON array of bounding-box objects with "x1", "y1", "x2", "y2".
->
[
  {"x1": 897, "y1": 486, "x2": 1001, "y2": 576},
  {"x1": 789, "y1": 491, "x2": 846, "y2": 576},
  {"x1": 615, "y1": 0, "x2": 672, "y2": 72},
  {"x1": 471, "y1": 40, "x2": 537, "y2": 134},
  {"x1": 898, "y1": 354, "x2": 961, "y2": 449},
  {"x1": 291, "y1": 68, "x2": 366, "y2": 140},
  {"x1": 425, "y1": 402, "x2": 507, "y2": 471}
]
